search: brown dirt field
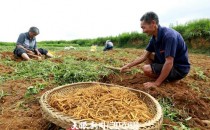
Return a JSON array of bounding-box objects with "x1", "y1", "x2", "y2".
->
[
  {"x1": 0, "y1": 49, "x2": 209, "y2": 130},
  {"x1": 50, "y1": 58, "x2": 64, "y2": 63},
  {"x1": 55, "y1": 49, "x2": 142, "y2": 66},
  {"x1": 0, "y1": 79, "x2": 57, "y2": 130},
  {"x1": 0, "y1": 51, "x2": 46, "y2": 62},
  {"x1": 0, "y1": 51, "x2": 22, "y2": 62},
  {"x1": 0, "y1": 64, "x2": 13, "y2": 74}
]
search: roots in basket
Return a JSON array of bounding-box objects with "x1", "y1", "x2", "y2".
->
[{"x1": 49, "y1": 85, "x2": 153, "y2": 123}]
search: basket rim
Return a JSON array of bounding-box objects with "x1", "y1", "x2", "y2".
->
[{"x1": 40, "y1": 82, "x2": 163, "y2": 128}]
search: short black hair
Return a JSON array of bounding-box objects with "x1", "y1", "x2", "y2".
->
[
  {"x1": 29, "y1": 27, "x2": 39, "y2": 34},
  {"x1": 140, "y1": 11, "x2": 159, "y2": 25}
]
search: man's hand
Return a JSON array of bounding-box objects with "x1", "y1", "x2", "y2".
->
[
  {"x1": 37, "y1": 51, "x2": 42, "y2": 56},
  {"x1": 35, "y1": 49, "x2": 42, "y2": 56},
  {"x1": 120, "y1": 65, "x2": 130, "y2": 72},
  {"x1": 143, "y1": 82, "x2": 159, "y2": 88},
  {"x1": 120, "y1": 51, "x2": 152, "y2": 73},
  {"x1": 27, "y1": 50, "x2": 35, "y2": 54}
]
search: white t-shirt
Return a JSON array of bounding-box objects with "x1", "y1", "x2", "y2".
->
[{"x1": 105, "y1": 41, "x2": 113, "y2": 47}]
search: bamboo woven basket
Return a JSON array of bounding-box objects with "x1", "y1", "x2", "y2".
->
[{"x1": 40, "y1": 82, "x2": 163, "y2": 130}]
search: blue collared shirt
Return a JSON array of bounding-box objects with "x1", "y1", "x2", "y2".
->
[
  {"x1": 146, "y1": 25, "x2": 190, "y2": 74},
  {"x1": 16, "y1": 32, "x2": 37, "y2": 50}
]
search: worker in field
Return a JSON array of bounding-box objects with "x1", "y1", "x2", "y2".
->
[
  {"x1": 103, "y1": 40, "x2": 113, "y2": 51},
  {"x1": 13, "y1": 27, "x2": 53, "y2": 60},
  {"x1": 120, "y1": 12, "x2": 190, "y2": 88}
]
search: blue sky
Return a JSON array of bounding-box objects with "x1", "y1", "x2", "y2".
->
[{"x1": 0, "y1": 0, "x2": 209, "y2": 42}]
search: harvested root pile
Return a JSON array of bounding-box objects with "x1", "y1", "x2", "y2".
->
[{"x1": 49, "y1": 85, "x2": 153, "y2": 123}]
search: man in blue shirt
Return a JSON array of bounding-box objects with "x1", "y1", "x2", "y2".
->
[
  {"x1": 121, "y1": 12, "x2": 190, "y2": 88},
  {"x1": 14, "y1": 27, "x2": 53, "y2": 60}
]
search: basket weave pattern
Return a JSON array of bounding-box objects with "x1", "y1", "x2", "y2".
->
[{"x1": 40, "y1": 82, "x2": 163, "y2": 130}]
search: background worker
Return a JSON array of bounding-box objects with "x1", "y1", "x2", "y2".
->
[{"x1": 103, "y1": 40, "x2": 113, "y2": 51}]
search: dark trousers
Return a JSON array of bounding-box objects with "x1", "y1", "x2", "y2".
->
[
  {"x1": 13, "y1": 48, "x2": 48, "y2": 57},
  {"x1": 103, "y1": 46, "x2": 113, "y2": 51}
]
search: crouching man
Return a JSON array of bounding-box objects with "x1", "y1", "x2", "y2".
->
[
  {"x1": 121, "y1": 12, "x2": 190, "y2": 88},
  {"x1": 103, "y1": 40, "x2": 113, "y2": 51},
  {"x1": 13, "y1": 27, "x2": 53, "y2": 60}
]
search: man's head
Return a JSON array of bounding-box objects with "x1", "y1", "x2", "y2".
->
[
  {"x1": 140, "y1": 12, "x2": 159, "y2": 36},
  {"x1": 28, "y1": 27, "x2": 39, "y2": 38}
]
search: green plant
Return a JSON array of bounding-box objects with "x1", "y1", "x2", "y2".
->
[
  {"x1": 37, "y1": 83, "x2": 47, "y2": 90},
  {"x1": 54, "y1": 60, "x2": 110, "y2": 84},
  {"x1": 126, "y1": 68, "x2": 141, "y2": 75},
  {"x1": 188, "y1": 48, "x2": 210, "y2": 56},
  {"x1": 194, "y1": 67, "x2": 207, "y2": 81},
  {"x1": 159, "y1": 98, "x2": 192, "y2": 130},
  {"x1": 172, "y1": 19, "x2": 210, "y2": 40},
  {"x1": 16, "y1": 101, "x2": 29, "y2": 110},
  {"x1": 159, "y1": 98, "x2": 178, "y2": 121},
  {"x1": 178, "y1": 122, "x2": 190, "y2": 130},
  {"x1": 0, "y1": 90, "x2": 10, "y2": 100},
  {"x1": 162, "y1": 122, "x2": 190, "y2": 130},
  {"x1": 24, "y1": 86, "x2": 39, "y2": 98},
  {"x1": 188, "y1": 83, "x2": 200, "y2": 92},
  {"x1": 24, "y1": 83, "x2": 47, "y2": 98}
]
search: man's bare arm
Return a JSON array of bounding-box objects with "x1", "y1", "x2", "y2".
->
[
  {"x1": 17, "y1": 45, "x2": 33, "y2": 53},
  {"x1": 121, "y1": 51, "x2": 152, "y2": 70},
  {"x1": 155, "y1": 56, "x2": 174, "y2": 86}
]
